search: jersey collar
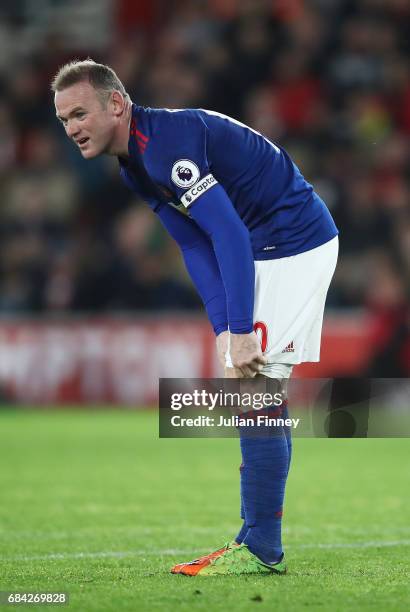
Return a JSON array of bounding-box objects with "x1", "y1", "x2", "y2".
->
[{"x1": 118, "y1": 104, "x2": 144, "y2": 169}]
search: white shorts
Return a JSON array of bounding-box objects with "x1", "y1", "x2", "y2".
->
[{"x1": 226, "y1": 236, "x2": 339, "y2": 374}]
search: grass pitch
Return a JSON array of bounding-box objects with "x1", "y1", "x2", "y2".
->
[{"x1": 0, "y1": 410, "x2": 409, "y2": 611}]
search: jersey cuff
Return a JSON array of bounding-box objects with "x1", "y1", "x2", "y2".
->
[{"x1": 180, "y1": 174, "x2": 218, "y2": 208}]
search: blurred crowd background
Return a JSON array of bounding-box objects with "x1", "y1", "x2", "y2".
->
[{"x1": 0, "y1": 0, "x2": 409, "y2": 373}]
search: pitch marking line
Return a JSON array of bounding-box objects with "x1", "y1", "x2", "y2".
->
[
  {"x1": 2, "y1": 540, "x2": 410, "y2": 562},
  {"x1": 3, "y1": 525, "x2": 410, "y2": 540}
]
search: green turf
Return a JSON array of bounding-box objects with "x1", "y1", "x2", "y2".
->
[{"x1": 0, "y1": 410, "x2": 409, "y2": 611}]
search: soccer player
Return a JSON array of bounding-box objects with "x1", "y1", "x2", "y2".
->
[{"x1": 52, "y1": 60, "x2": 338, "y2": 576}]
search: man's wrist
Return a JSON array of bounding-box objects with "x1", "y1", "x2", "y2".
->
[{"x1": 214, "y1": 324, "x2": 229, "y2": 336}]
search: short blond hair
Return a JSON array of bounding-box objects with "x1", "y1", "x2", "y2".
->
[{"x1": 51, "y1": 59, "x2": 129, "y2": 105}]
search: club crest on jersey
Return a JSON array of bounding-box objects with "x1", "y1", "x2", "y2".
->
[{"x1": 171, "y1": 159, "x2": 200, "y2": 189}]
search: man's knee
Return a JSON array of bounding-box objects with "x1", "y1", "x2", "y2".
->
[{"x1": 256, "y1": 363, "x2": 293, "y2": 397}]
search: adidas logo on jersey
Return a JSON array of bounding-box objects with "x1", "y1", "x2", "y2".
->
[{"x1": 282, "y1": 341, "x2": 295, "y2": 353}]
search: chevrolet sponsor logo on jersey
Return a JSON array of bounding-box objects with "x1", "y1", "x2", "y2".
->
[{"x1": 181, "y1": 173, "x2": 217, "y2": 208}]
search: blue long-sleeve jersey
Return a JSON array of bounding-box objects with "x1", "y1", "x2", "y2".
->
[{"x1": 118, "y1": 105, "x2": 338, "y2": 335}]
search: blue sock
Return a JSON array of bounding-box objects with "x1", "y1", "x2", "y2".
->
[
  {"x1": 235, "y1": 464, "x2": 249, "y2": 544},
  {"x1": 238, "y1": 409, "x2": 290, "y2": 565},
  {"x1": 282, "y1": 401, "x2": 292, "y2": 474},
  {"x1": 236, "y1": 403, "x2": 292, "y2": 546}
]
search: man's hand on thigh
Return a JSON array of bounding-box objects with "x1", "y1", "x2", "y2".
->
[{"x1": 230, "y1": 331, "x2": 267, "y2": 378}]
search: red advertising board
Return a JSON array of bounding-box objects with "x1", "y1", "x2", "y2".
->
[{"x1": 0, "y1": 314, "x2": 373, "y2": 405}]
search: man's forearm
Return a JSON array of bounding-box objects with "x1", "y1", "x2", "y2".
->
[
  {"x1": 156, "y1": 203, "x2": 228, "y2": 334},
  {"x1": 182, "y1": 246, "x2": 228, "y2": 335},
  {"x1": 187, "y1": 184, "x2": 255, "y2": 334}
]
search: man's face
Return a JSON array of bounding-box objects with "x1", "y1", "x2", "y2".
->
[{"x1": 55, "y1": 81, "x2": 117, "y2": 159}]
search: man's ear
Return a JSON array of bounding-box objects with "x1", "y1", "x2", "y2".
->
[{"x1": 111, "y1": 90, "x2": 125, "y2": 117}]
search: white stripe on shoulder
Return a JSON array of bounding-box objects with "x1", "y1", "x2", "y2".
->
[{"x1": 200, "y1": 109, "x2": 281, "y2": 154}]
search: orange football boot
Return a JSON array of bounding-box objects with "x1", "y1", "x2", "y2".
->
[{"x1": 171, "y1": 541, "x2": 239, "y2": 575}]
